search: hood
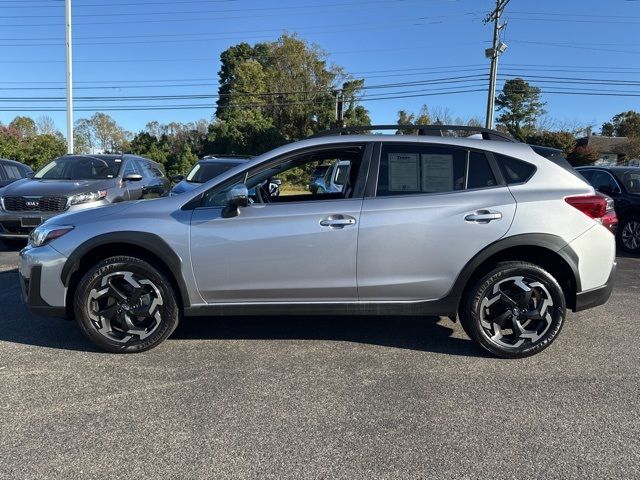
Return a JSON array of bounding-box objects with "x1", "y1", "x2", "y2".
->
[
  {"x1": 44, "y1": 199, "x2": 138, "y2": 226},
  {"x1": 0, "y1": 178, "x2": 116, "y2": 197},
  {"x1": 170, "y1": 180, "x2": 199, "y2": 196}
]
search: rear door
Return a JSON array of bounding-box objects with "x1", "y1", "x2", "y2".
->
[{"x1": 357, "y1": 142, "x2": 516, "y2": 301}]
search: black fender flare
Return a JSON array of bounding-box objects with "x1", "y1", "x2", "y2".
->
[
  {"x1": 61, "y1": 231, "x2": 191, "y2": 307},
  {"x1": 447, "y1": 233, "x2": 580, "y2": 304}
]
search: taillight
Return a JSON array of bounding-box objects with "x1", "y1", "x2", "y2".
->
[
  {"x1": 565, "y1": 195, "x2": 607, "y2": 219},
  {"x1": 601, "y1": 211, "x2": 618, "y2": 233},
  {"x1": 565, "y1": 194, "x2": 617, "y2": 233}
]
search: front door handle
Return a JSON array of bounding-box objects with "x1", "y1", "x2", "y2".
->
[
  {"x1": 320, "y1": 215, "x2": 357, "y2": 229},
  {"x1": 464, "y1": 210, "x2": 502, "y2": 223}
]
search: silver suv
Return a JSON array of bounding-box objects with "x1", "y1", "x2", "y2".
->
[
  {"x1": 19, "y1": 126, "x2": 616, "y2": 358},
  {"x1": 0, "y1": 154, "x2": 169, "y2": 241}
]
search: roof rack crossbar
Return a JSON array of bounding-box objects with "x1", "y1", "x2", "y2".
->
[{"x1": 308, "y1": 124, "x2": 518, "y2": 143}]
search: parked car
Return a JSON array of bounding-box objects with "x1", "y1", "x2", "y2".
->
[
  {"x1": 0, "y1": 158, "x2": 32, "y2": 189},
  {"x1": 0, "y1": 154, "x2": 168, "y2": 241},
  {"x1": 576, "y1": 165, "x2": 640, "y2": 253},
  {"x1": 171, "y1": 156, "x2": 280, "y2": 197},
  {"x1": 20, "y1": 125, "x2": 616, "y2": 358},
  {"x1": 170, "y1": 156, "x2": 248, "y2": 196},
  {"x1": 309, "y1": 160, "x2": 351, "y2": 194},
  {"x1": 308, "y1": 164, "x2": 331, "y2": 186}
]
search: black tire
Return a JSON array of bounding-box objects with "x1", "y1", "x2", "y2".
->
[
  {"x1": 73, "y1": 256, "x2": 180, "y2": 353},
  {"x1": 617, "y1": 216, "x2": 640, "y2": 254},
  {"x1": 459, "y1": 261, "x2": 566, "y2": 359}
]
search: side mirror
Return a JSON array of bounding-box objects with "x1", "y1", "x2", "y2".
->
[
  {"x1": 171, "y1": 175, "x2": 184, "y2": 183},
  {"x1": 123, "y1": 173, "x2": 143, "y2": 182},
  {"x1": 223, "y1": 183, "x2": 249, "y2": 218},
  {"x1": 271, "y1": 178, "x2": 282, "y2": 186},
  {"x1": 26, "y1": 172, "x2": 34, "y2": 178}
]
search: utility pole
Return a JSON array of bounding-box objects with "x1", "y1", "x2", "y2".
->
[
  {"x1": 484, "y1": 0, "x2": 509, "y2": 129},
  {"x1": 65, "y1": 0, "x2": 74, "y2": 153},
  {"x1": 334, "y1": 88, "x2": 345, "y2": 128}
]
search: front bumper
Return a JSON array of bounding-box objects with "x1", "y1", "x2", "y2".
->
[
  {"x1": 19, "y1": 244, "x2": 69, "y2": 318},
  {"x1": 574, "y1": 261, "x2": 616, "y2": 312}
]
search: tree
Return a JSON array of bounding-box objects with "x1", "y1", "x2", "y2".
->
[
  {"x1": 621, "y1": 136, "x2": 640, "y2": 162},
  {"x1": 168, "y1": 143, "x2": 198, "y2": 177},
  {"x1": 525, "y1": 130, "x2": 577, "y2": 156},
  {"x1": 212, "y1": 34, "x2": 369, "y2": 152},
  {"x1": 396, "y1": 104, "x2": 430, "y2": 134},
  {"x1": 495, "y1": 78, "x2": 546, "y2": 141},
  {"x1": 567, "y1": 145, "x2": 600, "y2": 166},
  {"x1": 601, "y1": 111, "x2": 640, "y2": 137},
  {"x1": 74, "y1": 113, "x2": 130, "y2": 153},
  {"x1": 341, "y1": 79, "x2": 371, "y2": 128},
  {"x1": 74, "y1": 118, "x2": 95, "y2": 154},
  {"x1": 9, "y1": 116, "x2": 37, "y2": 137},
  {"x1": 0, "y1": 125, "x2": 66, "y2": 169},
  {"x1": 36, "y1": 115, "x2": 58, "y2": 135}
]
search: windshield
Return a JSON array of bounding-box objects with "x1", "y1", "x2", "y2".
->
[
  {"x1": 34, "y1": 156, "x2": 122, "y2": 180},
  {"x1": 186, "y1": 162, "x2": 240, "y2": 183},
  {"x1": 615, "y1": 171, "x2": 640, "y2": 194}
]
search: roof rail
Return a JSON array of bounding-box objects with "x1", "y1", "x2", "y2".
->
[{"x1": 309, "y1": 124, "x2": 518, "y2": 143}]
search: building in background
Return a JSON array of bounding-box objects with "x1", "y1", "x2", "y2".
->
[{"x1": 576, "y1": 135, "x2": 630, "y2": 165}]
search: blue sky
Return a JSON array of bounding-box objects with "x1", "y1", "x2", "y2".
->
[{"x1": 1, "y1": 0, "x2": 639, "y2": 137}]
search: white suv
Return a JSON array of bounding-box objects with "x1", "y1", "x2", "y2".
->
[{"x1": 19, "y1": 125, "x2": 616, "y2": 357}]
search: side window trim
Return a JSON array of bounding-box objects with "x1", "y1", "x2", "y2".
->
[{"x1": 0, "y1": 164, "x2": 6, "y2": 180}]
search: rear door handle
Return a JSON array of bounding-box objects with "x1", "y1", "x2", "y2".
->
[
  {"x1": 464, "y1": 210, "x2": 502, "y2": 223},
  {"x1": 320, "y1": 215, "x2": 357, "y2": 229}
]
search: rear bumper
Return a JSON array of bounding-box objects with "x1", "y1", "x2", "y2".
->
[{"x1": 574, "y1": 262, "x2": 616, "y2": 312}]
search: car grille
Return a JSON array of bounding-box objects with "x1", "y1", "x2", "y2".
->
[{"x1": 1, "y1": 196, "x2": 68, "y2": 212}]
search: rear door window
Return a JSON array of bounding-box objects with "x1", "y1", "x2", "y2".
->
[
  {"x1": 4, "y1": 164, "x2": 23, "y2": 179},
  {"x1": 467, "y1": 151, "x2": 497, "y2": 189},
  {"x1": 376, "y1": 145, "x2": 497, "y2": 196}
]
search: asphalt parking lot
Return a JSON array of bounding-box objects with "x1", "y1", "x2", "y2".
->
[{"x1": 0, "y1": 242, "x2": 639, "y2": 479}]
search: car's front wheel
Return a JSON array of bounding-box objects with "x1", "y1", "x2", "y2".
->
[
  {"x1": 459, "y1": 261, "x2": 566, "y2": 358},
  {"x1": 74, "y1": 256, "x2": 180, "y2": 353}
]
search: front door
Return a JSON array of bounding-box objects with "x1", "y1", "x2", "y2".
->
[
  {"x1": 189, "y1": 143, "x2": 371, "y2": 303},
  {"x1": 357, "y1": 143, "x2": 516, "y2": 301}
]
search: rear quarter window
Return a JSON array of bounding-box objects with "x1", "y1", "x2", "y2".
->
[{"x1": 494, "y1": 154, "x2": 536, "y2": 184}]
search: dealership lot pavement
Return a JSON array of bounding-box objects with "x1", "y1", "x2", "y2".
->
[{"x1": 0, "y1": 242, "x2": 638, "y2": 479}]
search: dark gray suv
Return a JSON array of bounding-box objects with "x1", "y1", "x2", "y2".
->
[
  {"x1": 0, "y1": 158, "x2": 32, "y2": 189},
  {"x1": 0, "y1": 154, "x2": 169, "y2": 241}
]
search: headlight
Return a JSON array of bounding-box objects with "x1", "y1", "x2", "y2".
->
[
  {"x1": 29, "y1": 224, "x2": 74, "y2": 247},
  {"x1": 70, "y1": 190, "x2": 107, "y2": 205}
]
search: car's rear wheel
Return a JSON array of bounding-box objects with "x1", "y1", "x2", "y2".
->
[
  {"x1": 459, "y1": 261, "x2": 566, "y2": 358},
  {"x1": 618, "y1": 216, "x2": 640, "y2": 254},
  {"x1": 74, "y1": 256, "x2": 180, "y2": 353}
]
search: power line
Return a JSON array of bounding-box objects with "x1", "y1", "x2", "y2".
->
[{"x1": 0, "y1": 0, "x2": 414, "y2": 18}]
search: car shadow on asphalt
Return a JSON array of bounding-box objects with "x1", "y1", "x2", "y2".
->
[
  {"x1": 1, "y1": 266, "x2": 485, "y2": 356},
  {"x1": 0, "y1": 270, "x2": 102, "y2": 353},
  {"x1": 172, "y1": 315, "x2": 489, "y2": 358}
]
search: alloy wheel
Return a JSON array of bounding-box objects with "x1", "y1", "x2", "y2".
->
[
  {"x1": 621, "y1": 220, "x2": 640, "y2": 251},
  {"x1": 87, "y1": 271, "x2": 164, "y2": 343},
  {"x1": 479, "y1": 276, "x2": 555, "y2": 349}
]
